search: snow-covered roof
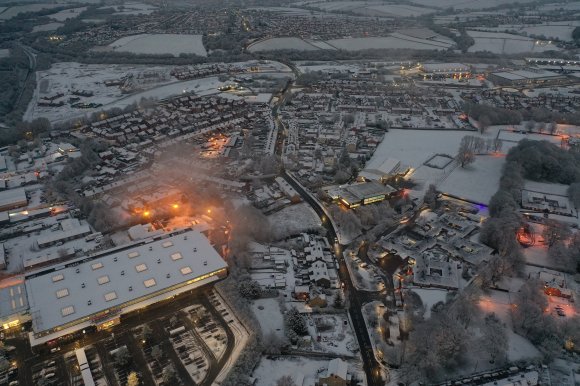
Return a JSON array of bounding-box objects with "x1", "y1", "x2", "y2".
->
[
  {"x1": 0, "y1": 188, "x2": 27, "y2": 210},
  {"x1": 26, "y1": 229, "x2": 227, "y2": 334},
  {"x1": 0, "y1": 277, "x2": 28, "y2": 319},
  {"x1": 326, "y1": 358, "x2": 348, "y2": 380}
]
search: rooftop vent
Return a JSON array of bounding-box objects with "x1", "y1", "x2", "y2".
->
[
  {"x1": 121, "y1": 270, "x2": 125, "y2": 276},
  {"x1": 129, "y1": 286, "x2": 133, "y2": 291},
  {"x1": 75, "y1": 268, "x2": 80, "y2": 273},
  {"x1": 87, "y1": 300, "x2": 92, "y2": 306},
  {"x1": 81, "y1": 283, "x2": 85, "y2": 288}
]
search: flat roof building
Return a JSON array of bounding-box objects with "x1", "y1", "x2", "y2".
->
[
  {"x1": 0, "y1": 277, "x2": 29, "y2": 330},
  {"x1": 334, "y1": 181, "x2": 397, "y2": 209},
  {"x1": 0, "y1": 188, "x2": 27, "y2": 212},
  {"x1": 488, "y1": 69, "x2": 567, "y2": 86},
  {"x1": 420, "y1": 63, "x2": 471, "y2": 79},
  {"x1": 25, "y1": 228, "x2": 227, "y2": 346}
]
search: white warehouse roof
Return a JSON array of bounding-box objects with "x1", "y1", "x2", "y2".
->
[{"x1": 25, "y1": 229, "x2": 227, "y2": 335}]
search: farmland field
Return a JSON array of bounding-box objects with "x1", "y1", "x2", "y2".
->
[{"x1": 109, "y1": 34, "x2": 207, "y2": 57}]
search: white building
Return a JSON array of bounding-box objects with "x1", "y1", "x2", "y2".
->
[{"x1": 25, "y1": 229, "x2": 227, "y2": 346}]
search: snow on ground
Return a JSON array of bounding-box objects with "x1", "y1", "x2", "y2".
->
[
  {"x1": 524, "y1": 180, "x2": 569, "y2": 197},
  {"x1": 478, "y1": 290, "x2": 542, "y2": 361},
  {"x1": 248, "y1": 37, "x2": 321, "y2": 52},
  {"x1": 467, "y1": 30, "x2": 560, "y2": 54},
  {"x1": 486, "y1": 22, "x2": 580, "y2": 42},
  {"x1": 251, "y1": 297, "x2": 285, "y2": 339},
  {"x1": 328, "y1": 35, "x2": 451, "y2": 51},
  {"x1": 47, "y1": 6, "x2": 87, "y2": 21},
  {"x1": 409, "y1": 288, "x2": 448, "y2": 318},
  {"x1": 32, "y1": 22, "x2": 64, "y2": 32},
  {"x1": 307, "y1": 313, "x2": 359, "y2": 356},
  {"x1": 411, "y1": 0, "x2": 536, "y2": 9},
  {"x1": 294, "y1": 61, "x2": 361, "y2": 74},
  {"x1": 108, "y1": 34, "x2": 207, "y2": 57},
  {"x1": 0, "y1": 49, "x2": 10, "y2": 58},
  {"x1": 0, "y1": 3, "x2": 62, "y2": 20},
  {"x1": 438, "y1": 155, "x2": 505, "y2": 205},
  {"x1": 497, "y1": 130, "x2": 562, "y2": 149},
  {"x1": 268, "y1": 203, "x2": 321, "y2": 240},
  {"x1": 249, "y1": 34, "x2": 451, "y2": 52},
  {"x1": 252, "y1": 357, "x2": 336, "y2": 386},
  {"x1": 105, "y1": 2, "x2": 157, "y2": 15}
]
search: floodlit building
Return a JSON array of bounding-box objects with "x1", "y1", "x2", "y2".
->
[
  {"x1": 0, "y1": 278, "x2": 29, "y2": 330},
  {"x1": 333, "y1": 181, "x2": 397, "y2": 209},
  {"x1": 25, "y1": 228, "x2": 227, "y2": 347},
  {"x1": 419, "y1": 63, "x2": 471, "y2": 79}
]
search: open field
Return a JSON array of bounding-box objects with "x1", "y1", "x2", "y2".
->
[
  {"x1": 32, "y1": 22, "x2": 64, "y2": 32},
  {"x1": 467, "y1": 30, "x2": 561, "y2": 54},
  {"x1": 0, "y1": 3, "x2": 62, "y2": 19},
  {"x1": 438, "y1": 155, "x2": 505, "y2": 205},
  {"x1": 47, "y1": 6, "x2": 86, "y2": 21},
  {"x1": 109, "y1": 34, "x2": 207, "y2": 57},
  {"x1": 410, "y1": 0, "x2": 538, "y2": 10}
]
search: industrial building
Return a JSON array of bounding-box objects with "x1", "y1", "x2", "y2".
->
[
  {"x1": 0, "y1": 188, "x2": 28, "y2": 212},
  {"x1": 329, "y1": 181, "x2": 397, "y2": 209},
  {"x1": 488, "y1": 69, "x2": 567, "y2": 87},
  {"x1": 419, "y1": 63, "x2": 471, "y2": 79},
  {"x1": 358, "y1": 158, "x2": 410, "y2": 183},
  {"x1": 25, "y1": 228, "x2": 228, "y2": 347}
]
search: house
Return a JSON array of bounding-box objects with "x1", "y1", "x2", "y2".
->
[
  {"x1": 317, "y1": 358, "x2": 349, "y2": 386},
  {"x1": 309, "y1": 259, "x2": 331, "y2": 288}
]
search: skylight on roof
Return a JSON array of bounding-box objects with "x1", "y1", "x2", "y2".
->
[
  {"x1": 97, "y1": 275, "x2": 110, "y2": 285},
  {"x1": 135, "y1": 263, "x2": 148, "y2": 273},
  {"x1": 128, "y1": 251, "x2": 140, "y2": 258},
  {"x1": 52, "y1": 274, "x2": 64, "y2": 282},
  {"x1": 91, "y1": 262, "x2": 104, "y2": 270},
  {"x1": 143, "y1": 278, "x2": 156, "y2": 288},
  {"x1": 61, "y1": 306, "x2": 75, "y2": 317},
  {"x1": 171, "y1": 252, "x2": 183, "y2": 261},
  {"x1": 180, "y1": 266, "x2": 192, "y2": 275},
  {"x1": 104, "y1": 291, "x2": 118, "y2": 302},
  {"x1": 56, "y1": 288, "x2": 69, "y2": 299},
  {"x1": 162, "y1": 241, "x2": 174, "y2": 248}
]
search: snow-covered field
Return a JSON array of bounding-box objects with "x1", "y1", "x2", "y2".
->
[
  {"x1": 251, "y1": 298, "x2": 285, "y2": 339},
  {"x1": 108, "y1": 34, "x2": 207, "y2": 57},
  {"x1": 268, "y1": 203, "x2": 321, "y2": 240},
  {"x1": 47, "y1": 6, "x2": 87, "y2": 21},
  {"x1": 104, "y1": 2, "x2": 156, "y2": 15},
  {"x1": 0, "y1": 3, "x2": 62, "y2": 19},
  {"x1": 467, "y1": 30, "x2": 560, "y2": 54},
  {"x1": 438, "y1": 155, "x2": 505, "y2": 205},
  {"x1": 307, "y1": 313, "x2": 358, "y2": 356},
  {"x1": 32, "y1": 22, "x2": 64, "y2": 32},
  {"x1": 486, "y1": 22, "x2": 580, "y2": 42},
  {"x1": 252, "y1": 357, "x2": 335, "y2": 386},
  {"x1": 409, "y1": 288, "x2": 449, "y2": 318},
  {"x1": 249, "y1": 33, "x2": 452, "y2": 52},
  {"x1": 0, "y1": 49, "x2": 10, "y2": 58},
  {"x1": 411, "y1": 0, "x2": 537, "y2": 10}
]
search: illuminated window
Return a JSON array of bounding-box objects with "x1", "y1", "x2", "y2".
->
[
  {"x1": 128, "y1": 251, "x2": 140, "y2": 258},
  {"x1": 135, "y1": 263, "x2": 148, "y2": 273},
  {"x1": 143, "y1": 278, "x2": 156, "y2": 288},
  {"x1": 61, "y1": 306, "x2": 75, "y2": 317},
  {"x1": 104, "y1": 291, "x2": 118, "y2": 302},
  {"x1": 162, "y1": 241, "x2": 173, "y2": 248},
  {"x1": 171, "y1": 252, "x2": 183, "y2": 261},
  {"x1": 180, "y1": 266, "x2": 192, "y2": 275},
  {"x1": 97, "y1": 275, "x2": 110, "y2": 285},
  {"x1": 56, "y1": 288, "x2": 69, "y2": 299},
  {"x1": 91, "y1": 262, "x2": 103, "y2": 270},
  {"x1": 52, "y1": 274, "x2": 64, "y2": 282}
]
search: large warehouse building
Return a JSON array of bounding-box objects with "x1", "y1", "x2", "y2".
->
[
  {"x1": 25, "y1": 228, "x2": 227, "y2": 347},
  {"x1": 488, "y1": 68, "x2": 567, "y2": 86}
]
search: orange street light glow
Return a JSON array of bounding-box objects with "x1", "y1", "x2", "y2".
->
[
  {"x1": 172, "y1": 204, "x2": 179, "y2": 209},
  {"x1": 143, "y1": 211, "x2": 150, "y2": 217}
]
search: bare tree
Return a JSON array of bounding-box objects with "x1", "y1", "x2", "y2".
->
[
  {"x1": 456, "y1": 135, "x2": 476, "y2": 167},
  {"x1": 276, "y1": 375, "x2": 297, "y2": 386}
]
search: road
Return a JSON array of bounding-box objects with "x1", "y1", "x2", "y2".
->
[
  {"x1": 15, "y1": 44, "x2": 36, "y2": 108},
  {"x1": 281, "y1": 172, "x2": 385, "y2": 386}
]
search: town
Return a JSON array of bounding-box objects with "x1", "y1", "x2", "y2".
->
[{"x1": 0, "y1": 0, "x2": 580, "y2": 386}]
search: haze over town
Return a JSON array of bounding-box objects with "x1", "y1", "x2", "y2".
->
[{"x1": 0, "y1": 0, "x2": 579, "y2": 385}]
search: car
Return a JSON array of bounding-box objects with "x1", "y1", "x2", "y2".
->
[{"x1": 557, "y1": 310, "x2": 566, "y2": 317}]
